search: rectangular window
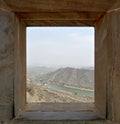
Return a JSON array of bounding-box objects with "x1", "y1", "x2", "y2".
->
[{"x1": 26, "y1": 27, "x2": 94, "y2": 104}]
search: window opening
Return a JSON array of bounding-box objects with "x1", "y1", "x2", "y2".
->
[{"x1": 26, "y1": 27, "x2": 94, "y2": 103}]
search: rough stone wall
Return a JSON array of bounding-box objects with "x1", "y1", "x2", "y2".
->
[
  {"x1": 0, "y1": 8, "x2": 17, "y2": 122},
  {"x1": 95, "y1": 14, "x2": 108, "y2": 118},
  {"x1": 6, "y1": 119, "x2": 117, "y2": 124},
  {"x1": 95, "y1": 4, "x2": 120, "y2": 123},
  {"x1": 107, "y1": 8, "x2": 120, "y2": 123},
  {"x1": 0, "y1": 1, "x2": 120, "y2": 124}
]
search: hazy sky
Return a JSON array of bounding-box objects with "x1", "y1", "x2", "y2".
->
[{"x1": 27, "y1": 27, "x2": 94, "y2": 68}]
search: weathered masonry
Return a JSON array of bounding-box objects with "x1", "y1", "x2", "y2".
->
[{"x1": 0, "y1": 0, "x2": 120, "y2": 124}]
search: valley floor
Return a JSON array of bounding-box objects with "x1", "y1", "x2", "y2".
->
[{"x1": 27, "y1": 83, "x2": 94, "y2": 103}]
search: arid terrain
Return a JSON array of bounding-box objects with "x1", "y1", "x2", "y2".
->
[
  {"x1": 27, "y1": 82, "x2": 94, "y2": 103},
  {"x1": 27, "y1": 67, "x2": 94, "y2": 103}
]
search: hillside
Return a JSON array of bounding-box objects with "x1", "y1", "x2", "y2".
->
[
  {"x1": 27, "y1": 66, "x2": 57, "y2": 83},
  {"x1": 39, "y1": 67, "x2": 94, "y2": 89}
]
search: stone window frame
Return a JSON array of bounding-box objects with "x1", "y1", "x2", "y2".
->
[{"x1": 14, "y1": 13, "x2": 107, "y2": 121}]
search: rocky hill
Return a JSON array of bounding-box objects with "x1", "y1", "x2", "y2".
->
[
  {"x1": 39, "y1": 67, "x2": 94, "y2": 89},
  {"x1": 27, "y1": 66, "x2": 57, "y2": 82}
]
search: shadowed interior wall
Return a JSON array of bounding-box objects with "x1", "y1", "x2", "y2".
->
[
  {"x1": 0, "y1": 8, "x2": 17, "y2": 121},
  {"x1": 0, "y1": 1, "x2": 120, "y2": 124},
  {"x1": 106, "y1": 8, "x2": 120, "y2": 122}
]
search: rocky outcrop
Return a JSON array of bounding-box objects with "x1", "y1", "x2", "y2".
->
[{"x1": 39, "y1": 67, "x2": 94, "y2": 89}]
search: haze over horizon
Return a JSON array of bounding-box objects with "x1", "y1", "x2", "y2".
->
[{"x1": 27, "y1": 27, "x2": 94, "y2": 68}]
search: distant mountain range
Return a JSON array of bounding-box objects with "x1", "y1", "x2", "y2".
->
[
  {"x1": 27, "y1": 66, "x2": 94, "y2": 103},
  {"x1": 27, "y1": 66, "x2": 57, "y2": 81},
  {"x1": 27, "y1": 66, "x2": 57, "y2": 75},
  {"x1": 39, "y1": 67, "x2": 94, "y2": 89}
]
